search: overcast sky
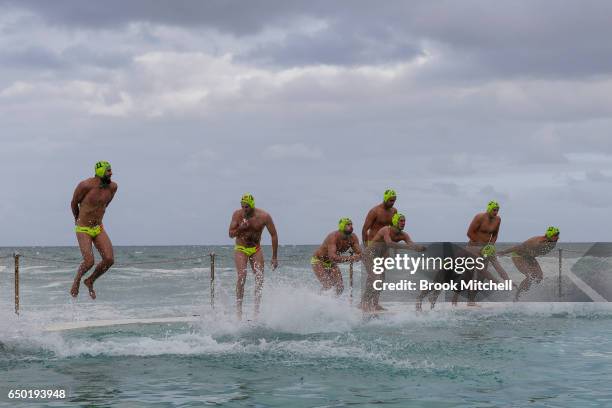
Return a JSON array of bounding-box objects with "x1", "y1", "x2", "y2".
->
[{"x1": 1, "y1": 0, "x2": 611, "y2": 246}]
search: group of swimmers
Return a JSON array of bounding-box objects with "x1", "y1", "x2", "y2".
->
[{"x1": 70, "y1": 161, "x2": 560, "y2": 318}]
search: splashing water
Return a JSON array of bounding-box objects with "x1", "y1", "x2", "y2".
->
[{"x1": 1, "y1": 246, "x2": 611, "y2": 407}]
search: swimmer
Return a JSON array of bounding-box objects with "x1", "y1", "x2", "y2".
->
[
  {"x1": 311, "y1": 218, "x2": 362, "y2": 295},
  {"x1": 70, "y1": 161, "x2": 117, "y2": 299},
  {"x1": 362, "y1": 189, "x2": 397, "y2": 247},
  {"x1": 498, "y1": 227, "x2": 560, "y2": 301},
  {"x1": 361, "y1": 213, "x2": 426, "y2": 312},
  {"x1": 228, "y1": 193, "x2": 279, "y2": 320}
]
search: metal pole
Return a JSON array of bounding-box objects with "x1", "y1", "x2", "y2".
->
[
  {"x1": 210, "y1": 252, "x2": 215, "y2": 310},
  {"x1": 558, "y1": 249, "x2": 562, "y2": 298},
  {"x1": 349, "y1": 260, "x2": 354, "y2": 304},
  {"x1": 14, "y1": 253, "x2": 20, "y2": 315}
]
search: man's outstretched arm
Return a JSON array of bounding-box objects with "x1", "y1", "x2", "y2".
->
[
  {"x1": 401, "y1": 232, "x2": 426, "y2": 252},
  {"x1": 382, "y1": 230, "x2": 424, "y2": 251},
  {"x1": 350, "y1": 235, "x2": 362, "y2": 261}
]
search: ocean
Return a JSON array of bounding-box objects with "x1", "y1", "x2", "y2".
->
[{"x1": 1, "y1": 245, "x2": 611, "y2": 407}]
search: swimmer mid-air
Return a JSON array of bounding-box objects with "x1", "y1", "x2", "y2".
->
[
  {"x1": 70, "y1": 161, "x2": 117, "y2": 299},
  {"x1": 498, "y1": 226, "x2": 560, "y2": 301}
]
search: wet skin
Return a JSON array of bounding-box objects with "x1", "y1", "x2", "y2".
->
[
  {"x1": 70, "y1": 169, "x2": 117, "y2": 299},
  {"x1": 229, "y1": 203, "x2": 278, "y2": 320},
  {"x1": 311, "y1": 222, "x2": 362, "y2": 295}
]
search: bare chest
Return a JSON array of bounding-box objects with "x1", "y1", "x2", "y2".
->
[
  {"x1": 479, "y1": 218, "x2": 499, "y2": 233},
  {"x1": 375, "y1": 209, "x2": 395, "y2": 226},
  {"x1": 335, "y1": 239, "x2": 352, "y2": 253},
  {"x1": 243, "y1": 217, "x2": 266, "y2": 234},
  {"x1": 82, "y1": 187, "x2": 113, "y2": 207}
]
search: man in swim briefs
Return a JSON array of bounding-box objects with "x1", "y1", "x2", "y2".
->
[
  {"x1": 498, "y1": 227, "x2": 560, "y2": 301},
  {"x1": 361, "y1": 213, "x2": 426, "y2": 312},
  {"x1": 311, "y1": 218, "x2": 362, "y2": 295},
  {"x1": 362, "y1": 189, "x2": 397, "y2": 247},
  {"x1": 70, "y1": 161, "x2": 118, "y2": 299},
  {"x1": 452, "y1": 200, "x2": 510, "y2": 306},
  {"x1": 228, "y1": 193, "x2": 278, "y2": 320},
  {"x1": 467, "y1": 200, "x2": 510, "y2": 278}
]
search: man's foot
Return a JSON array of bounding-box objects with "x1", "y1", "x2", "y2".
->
[
  {"x1": 466, "y1": 301, "x2": 481, "y2": 307},
  {"x1": 374, "y1": 304, "x2": 387, "y2": 311},
  {"x1": 83, "y1": 278, "x2": 96, "y2": 300},
  {"x1": 70, "y1": 279, "x2": 81, "y2": 297}
]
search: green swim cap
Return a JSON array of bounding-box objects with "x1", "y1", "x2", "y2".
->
[
  {"x1": 481, "y1": 244, "x2": 496, "y2": 258},
  {"x1": 241, "y1": 193, "x2": 255, "y2": 209},
  {"x1": 546, "y1": 226, "x2": 560, "y2": 239},
  {"x1": 94, "y1": 161, "x2": 111, "y2": 178},
  {"x1": 338, "y1": 217, "x2": 352, "y2": 233},
  {"x1": 391, "y1": 213, "x2": 405, "y2": 228},
  {"x1": 487, "y1": 200, "x2": 500, "y2": 214},
  {"x1": 383, "y1": 189, "x2": 397, "y2": 203}
]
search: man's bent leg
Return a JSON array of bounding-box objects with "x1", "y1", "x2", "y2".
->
[
  {"x1": 361, "y1": 269, "x2": 385, "y2": 311},
  {"x1": 490, "y1": 258, "x2": 510, "y2": 281},
  {"x1": 360, "y1": 255, "x2": 375, "y2": 311},
  {"x1": 250, "y1": 250, "x2": 265, "y2": 317},
  {"x1": 329, "y1": 266, "x2": 344, "y2": 296},
  {"x1": 234, "y1": 251, "x2": 249, "y2": 320},
  {"x1": 372, "y1": 271, "x2": 386, "y2": 310},
  {"x1": 312, "y1": 262, "x2": 334, "y2": 290},
  {"x1": 513, "y1": 257, "x2": 542, "y2": 300},
  {"x1": 71, "y1": 232, "x2": 95, "y2": 297},
  {"x1": 83, "y1": 230, "x2": 114, "y2": 300}
]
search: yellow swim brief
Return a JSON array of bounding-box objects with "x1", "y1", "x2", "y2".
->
[
  {"x1": 75, "y1": 225, "x2": 102, "y2": 238},
  {"x1": 235, "y1": 245, "x2": 260, "y2": 257},
  {"x1": 310, "y1": 256, "x2": 334, "y2": 269}
]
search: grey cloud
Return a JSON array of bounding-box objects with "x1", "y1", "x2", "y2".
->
[
  {"x1": 0, "y1": 46, "x2": 67, "y2": 70},
  {"x1": 0, "y1": 45, "x2": 132, "y2": 75},
  {"x1": 5, "y1": 1, "x2": 612, "y2": 78},
  {"x1": 61, "y1": 46, "x2": 133, "y2": 70},
  {"x1": 240, "y1": 23, "x2": 423, "y2": 67},
  {"x1": 2, "y1": 0, "x2": 301, "y2": 34},
  {"x1": 585, "y1": 170, "x2": 612, "y2": 183},
  {"x1": 1, "y1": 1, "x2": 612, "y2": 244},
  {"x1": 406, "y1": 1, "x2": 612, "y2": 79}
]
